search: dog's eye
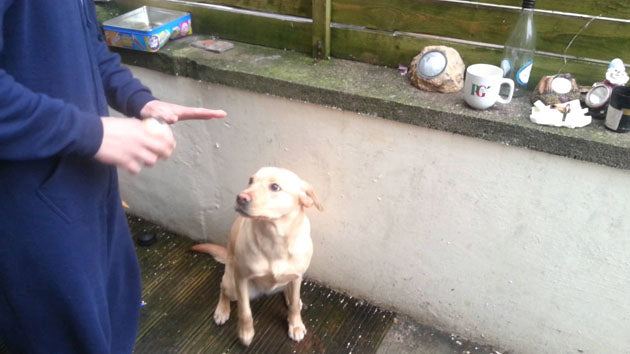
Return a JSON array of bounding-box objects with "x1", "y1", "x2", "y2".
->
[
  {"x1": 270, "y1": 183, "x2": 281, "y2": 192},
  {"x1": 248, "y1": 177, "x2": 253, "y2": 185}
]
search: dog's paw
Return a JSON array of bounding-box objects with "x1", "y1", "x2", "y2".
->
[
  {"x1": 238, "y1": 326, "x2": 255, "y2": 346},
  {"x1": 214, "y1": 308, "x2": 230, "y2": 325},
  {"x1": 288, "y1": 322, "x2": 307, "y2": 342}
]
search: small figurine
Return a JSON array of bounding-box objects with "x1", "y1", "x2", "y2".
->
[
  {"x1": 605, "y1": 58, "x2": 629, "y2": 86},
  {"x1": 409, "y1": 46, "x2": 465, "y2": 93},
  {"x1": 531, "y1": 74, "x2": 580, "y2": 105}
]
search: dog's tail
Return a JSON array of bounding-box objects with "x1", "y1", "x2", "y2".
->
[{"x1": 190, "y1": 243, "x2": 229, "y2": 264}]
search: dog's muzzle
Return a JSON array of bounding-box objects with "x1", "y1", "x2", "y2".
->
[{"x1": 235, "y1": 193, "x2": 251, "y2": 216}]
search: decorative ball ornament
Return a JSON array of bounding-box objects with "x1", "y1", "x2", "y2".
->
[
  {"x1": 136, "y1": 232, "x2": 157, "y2": 247},
  {"x1": 409, "y1": 46, "x2": 465, "y2": 93}
]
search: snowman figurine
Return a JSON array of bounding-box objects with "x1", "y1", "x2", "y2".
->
[{"x1": 605, "y1": 58, "x2": 629, "y2": 86}]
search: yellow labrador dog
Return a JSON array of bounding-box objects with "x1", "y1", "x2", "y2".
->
[{"x1": 191, "y1": 167, "x2": 323, "y2": 346}]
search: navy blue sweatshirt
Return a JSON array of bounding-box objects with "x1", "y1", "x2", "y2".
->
[
  {"x1": 0, "y1": 1, "x2": 154, "y2": 159},
  {"x1": 0, "y1": 1, "x2": 155, "y2": 352}
]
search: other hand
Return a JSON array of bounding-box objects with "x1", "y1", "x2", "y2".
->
[
  {"x1": 139, "y1": 100, "x2": 227, "y2": 124},
  {"x1": 94, "y1": 117, "x2": 176, "y2": 175}
]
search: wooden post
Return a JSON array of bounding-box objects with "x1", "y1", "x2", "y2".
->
[{"x1": 312, "y1": 0, "x2": 331, "y2": 59}]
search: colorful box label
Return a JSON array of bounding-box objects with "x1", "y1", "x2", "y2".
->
[{"x1": 103, "y1": 15, "x2": 192, "y2": 53}]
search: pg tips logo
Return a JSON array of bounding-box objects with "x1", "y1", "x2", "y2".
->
[{"x1": 471, "y1": 84, "x2": 491, "y2": 97}]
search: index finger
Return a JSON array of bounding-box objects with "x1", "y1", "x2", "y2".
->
[{"x1": 177, "y1": 107, "x2": 227, "y2": 121}]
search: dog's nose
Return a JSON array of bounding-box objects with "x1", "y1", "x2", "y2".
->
[{"x1": 236, "y1": 193, "x2": 251, "y2": 207}]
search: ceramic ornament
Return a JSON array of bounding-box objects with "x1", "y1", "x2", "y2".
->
[
  {"x1": 605, "y1": 58, "x2": 629, "y2": 86},
  {"x1": 529, "y1": 99, "x2": 591, "y2": 128},
  {"x1": 531, "y1": 74, "x2": 580, "y2": 105}
]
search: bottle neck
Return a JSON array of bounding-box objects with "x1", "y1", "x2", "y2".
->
[{"x1": 521, "y1": 0, "x2": 535, "y2": 9}]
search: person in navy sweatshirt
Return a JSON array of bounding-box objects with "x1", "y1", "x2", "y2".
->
[{"x1": 0, "y1": 1, "x2": 227, "y2": 353}]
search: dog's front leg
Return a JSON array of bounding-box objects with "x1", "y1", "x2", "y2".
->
[
  {"x1": 213, "y1": 284, "x2": 231, "y2": 325},
  {"x1": 286, "y1": 277, "x2": 306, "y2": 342},
  {"x1": 235, "y1": 277, "x2": 255, "y2": 346}
]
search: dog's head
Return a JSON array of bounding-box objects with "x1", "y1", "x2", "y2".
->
[{"x1": 235, "y1": 167, "x2": 323, "y2": 219}]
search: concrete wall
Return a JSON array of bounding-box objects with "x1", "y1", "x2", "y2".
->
[{"x1": 118, "y1": 66, "x2": 630, "y2": 353}]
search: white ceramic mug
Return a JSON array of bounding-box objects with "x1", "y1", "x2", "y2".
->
[{"x1": 464, "y1": 64, "x2": 515, "y2": 110}]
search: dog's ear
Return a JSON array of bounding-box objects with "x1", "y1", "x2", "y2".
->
[{"x1": 299, "y1": 181, "x2": 323, "y2": 211}]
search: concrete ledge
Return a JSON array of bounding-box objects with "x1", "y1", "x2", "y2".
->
[{"x1": 112, "y1": 35, "x2": 630, "y2": 170}]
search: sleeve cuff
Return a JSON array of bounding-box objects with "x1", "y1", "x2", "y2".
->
[
  {"x1": 72, "y1": 112, "x2": 104, "y2": 157},
  {"x1": 126, "y1": 90, "x2": 157, "y2": 118}
]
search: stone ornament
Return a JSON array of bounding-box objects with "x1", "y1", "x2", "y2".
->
[
  {"x1": 409, "y1": 46, "x2": 465, "y2": 93},
  {"x1": 531, "y1": 74, "x2": 580, "y2": 105}
]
